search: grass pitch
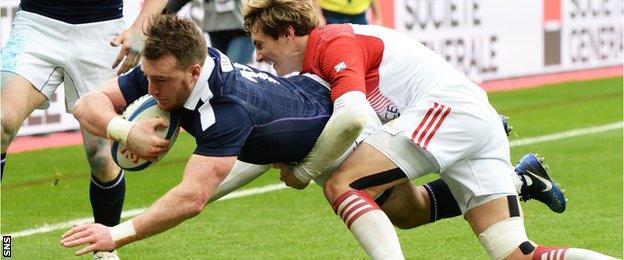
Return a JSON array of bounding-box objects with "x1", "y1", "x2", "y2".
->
[{"x1": 1, "y1": 77, "x2": 622, "y2": 259}]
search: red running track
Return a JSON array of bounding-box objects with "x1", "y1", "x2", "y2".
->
[{"x1": 8, "y1": 66, "x2": 622, "y2": 153}]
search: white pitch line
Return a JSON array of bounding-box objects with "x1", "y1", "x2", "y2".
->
[
  {"x1": 5, "y1": 121, "x2": 622, "y2": 238},
  {"x1": 509, "y1": 121, "x2": 623, "y2": 147},
  {"x1": 6, "y1": 183, "x2": 287, "y2": 238}
]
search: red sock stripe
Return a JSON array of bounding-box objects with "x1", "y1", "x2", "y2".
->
[
  {"x1": 422, "y1": 106, "x2": 451, "y2": 149},
  {"x1": 341, "y1": 200, "x2": 369, "y2": 220},
  {"x1": 332, "y1": 189, "x2": 356, "y2": 214},
  {"x1": 332, "y1": 190, "x2": 381, "y2": 228},
  {"x1": 337, "y1": 196, "x2": 362, "y2": 218},
  {"x1": 532, "y1": 246, "x2": 568, "y2": 260},
  {"x1": 346, "y1": 206, "x2": 378, "y2": 228},
  {"x1": 411, "y1": 103, "x2": 439, "y2": 141},
  {"x1": 332, "y1": 189, "x2": 379, "y2": 213}
]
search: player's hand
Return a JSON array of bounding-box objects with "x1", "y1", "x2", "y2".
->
[
  {"x1": 110, "y1": 26, "x2": 145, "y2": 75},
  {"x1": 125, "y1": 118, "x2": 170, "y2": 161},
  {"x1": 60, "y1": 223, "x2": 116, "y2": 256},
  {"x1": 274, "y1": 163, "x2": 309, "y2": 190}
]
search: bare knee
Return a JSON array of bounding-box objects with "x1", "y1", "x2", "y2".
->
[
  {"x1": 83, "y1": 135, "x2": 118, "y2": 181},
  {"x1": 323, "y1": 171, "x2": 350, "y2": 203},
  {"x1": 1, "y1": 109, "x2": 21, "y2": 149}
]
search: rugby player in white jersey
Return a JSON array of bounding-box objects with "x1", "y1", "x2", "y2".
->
[{"x1": 242, "y1": 1, "x2": 616, "y2": 259}]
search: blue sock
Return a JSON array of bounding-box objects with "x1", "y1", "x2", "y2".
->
[
  {"x1": 1, "y1": 153, "x2": 6, "y2": 181},
  {"x1": 423, "y1": 179, "x2": 462, "y2": 222},
  {"x1": 90, "y1": 170, "x2": 125, "y2": 227}
]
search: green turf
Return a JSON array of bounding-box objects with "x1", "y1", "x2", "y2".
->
[{"x1": 2, "y1": 77, "x2": 622, "y2": 259}]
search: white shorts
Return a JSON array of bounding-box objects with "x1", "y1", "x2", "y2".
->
[
  {"x1": 364, "y1": 84, "x2": 517, "y2": 213},
  {"x1": 1, "y1": 11, "x2": 124, "y2": 111}
]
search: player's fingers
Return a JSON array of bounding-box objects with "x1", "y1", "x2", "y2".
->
[
  {"x1": 141, "y1": 155, "x2": 158, "y2": 161},
  {"x1": 61, "y1": 225, "x2": 87, "y2": 239},
  {"x1": 154, "y1": 137, "x2": 170, "y2": 147},
  {"x1": 112, "y1": 49, "x2": 127, "y2": 71},
  {"x1": 109, "y1": 34, "x2": 123, "y2": 47},
  {"x1": 61, "y1": 228, "x2": 90, "y2": 244},
  {"x1": 60, "y1": 235, "x2": 83, "y2": 247},
  {"x1": 62, "y1": 234, "x2": 93, "y2": 248},
  {"x1": 118, "y1": 53, "x2": 139, "y2": 75},
  {"x1": 75, "y1": 244, "x2": 98, "y2": 256},
  {"x1": 151, "y1": 117, "x2": 169, "y2": 129},
  {"x1": 147, "y1": 145, "x2": 166, "y2": 155}
]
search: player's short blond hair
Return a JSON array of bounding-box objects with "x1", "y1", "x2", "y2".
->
[
  {"x1": 242, "y1": 0, "x2": 318, "y2": 39},
  {"x1": 144, "y1": 15, "x2": 207, "y2": 69}
]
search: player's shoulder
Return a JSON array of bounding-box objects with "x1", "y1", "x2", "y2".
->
[{"x1": 317, "y1": 24, "x2": 356, "y2": 42}]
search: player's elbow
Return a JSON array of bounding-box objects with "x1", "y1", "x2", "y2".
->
[
  {"x1": 339, "y1": 106, "x2": 367, "y2": 137},
  {"x1": 184, "y1": 194, "x2": 209, "y2": 217},
  {"x1": 332, "y1": 91, "x2": 369, "y2": 136}
]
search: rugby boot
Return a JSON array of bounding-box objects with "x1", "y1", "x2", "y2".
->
[{"x1": 516, "y1": 153, "x2": 567, "y2": 213}]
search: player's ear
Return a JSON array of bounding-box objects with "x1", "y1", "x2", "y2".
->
[
  {"x1": 283, "y1": 26, "x2": 295, "y2": 40},
  {"x1": 190, "y1": 63, "x2": 201, "y2": 81}
]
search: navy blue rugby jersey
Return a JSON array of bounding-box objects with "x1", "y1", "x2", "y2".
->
[
  {"x1": 118, "y1": 48, "x2": 333, "y2": 164},
  {"x1": 20, "y1": 0, "x2": 123, "y2": 24}
]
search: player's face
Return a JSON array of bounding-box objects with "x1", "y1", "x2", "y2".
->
[
  {"x1": 141, "y1": 55, "x2": 198, "y2": 111},
  {"x1": 251, "y1": 28, "x2": 301, "y2": 76}
]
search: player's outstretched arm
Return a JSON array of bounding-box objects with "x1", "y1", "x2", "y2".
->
[
  {"x1": 60, "y1": 154, "x2": 236, "y2": 255},
  {"x1": 110, "y1": 0, "x2": 168, "y2": 75}
]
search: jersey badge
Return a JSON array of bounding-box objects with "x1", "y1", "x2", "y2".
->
[{"x1": 334, "y1": 61, "x2": 347, "y2": 72}]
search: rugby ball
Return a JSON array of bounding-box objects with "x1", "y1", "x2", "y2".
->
[{"x1": 111, "y1": 95, "x2": 181, "y2": 171}]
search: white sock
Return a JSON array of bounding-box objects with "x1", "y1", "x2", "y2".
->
[
  {"x1": 533, "y1": 246, "x2": 618, "y2": 260},
  {"x1": 333, "y1": 189, "x2": 404, "y2": 260},
  {"x1": 563, "y1": 248, "x2": 619, "y2": 260}
]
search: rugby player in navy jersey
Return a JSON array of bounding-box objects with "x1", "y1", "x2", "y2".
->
[
  {"x1": 59, "y1": 14, "x2": 339, "y2": 255},
  {"x1": 1, "y1": 1, "x2": 167, "y2": 258}
]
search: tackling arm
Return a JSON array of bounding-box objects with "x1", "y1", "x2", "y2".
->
[{"x1": 291, "y1": 91, "x2": 369, "y2": 186}]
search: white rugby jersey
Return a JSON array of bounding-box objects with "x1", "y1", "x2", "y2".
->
[{"x1": 301, "y1": 24, "x2": 478, "y2": 123}]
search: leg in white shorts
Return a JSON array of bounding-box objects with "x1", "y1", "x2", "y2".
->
[
  {"x1": 1, "y1": 10, "x2": 124, "y2": 179},
  {"x1": 364, "y1": 88, "x2": 517, "y2": 213}
]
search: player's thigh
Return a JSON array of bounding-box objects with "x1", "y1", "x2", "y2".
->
[
  {"x1": 324, "y1": 142, "x2": 407, "y2": 201},
  {"x1": 1, "y1": 72, "x2": 48, "y2": 130},
  {"x1": 1, "y1": 12, "x2": 70, "y2": 122}
]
